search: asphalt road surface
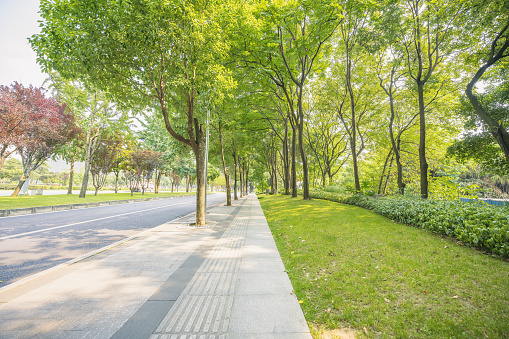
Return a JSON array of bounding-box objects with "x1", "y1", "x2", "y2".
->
[{"x1": 0, "y1": 194, "x2": 226, "y2": 287}]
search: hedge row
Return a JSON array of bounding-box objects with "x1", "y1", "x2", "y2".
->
[{"x1": 310, "y1": 190, "x2": 509, "y2": 258}]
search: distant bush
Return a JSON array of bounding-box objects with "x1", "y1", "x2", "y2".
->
[{"x1": 310, "y1": 189, "x2": 509, "y2": 258}]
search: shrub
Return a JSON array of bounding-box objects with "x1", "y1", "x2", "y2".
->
[{"x1": 310, "y1": 189, "x2": 509, "y2": 258}]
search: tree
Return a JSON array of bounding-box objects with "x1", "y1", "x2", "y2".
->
[
  {"x1": 45, "y1": 74, "x2": 129, "y2": 198},
  {"x1": 463, "y1": 3, "x2": 509, "y2": 162},
  {"x1": 8, "y1": 84, "x2": 78, "y2": 197},
  {"x1": 51, "y1": 128, "x2": 85, "y2": 194},
  {"x1": 122, "y1": 148, "x2": 164, "y2": 196},
  {"x1": 32, "y1": 0, "x2": 234, "y2": 225},
  {"x1": 111, "y1": 133, "x2": 137, "y2": 194},
  {"x1": 137, "y1": 110, "x2": 190, "y2": 194},
  {"x1": 376, "y1": 48, "x2": 420, "y2": 195},
  {"x1": 0, "y1": 83, "x2": 32, "y2": 170},
  {"x1": 401, "y1": 0, "x2": 463, "y2": 198},
  {"x1": 90, "y1": 131, "x2": 123, "y2": 195},
  {"x1": 304, "y1": 99, "x2": 350, "y2": 186}
]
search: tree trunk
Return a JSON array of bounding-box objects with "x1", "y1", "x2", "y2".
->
[
  {"x1": 378, "y1": 149, "x2": 392, "y2": 194},
  {"x1": 291, "y1": 124, "x2": 298, "y2": 197},
  {"x1": 67, "y1": 156, "x2": 75, "y2": 194},
  {"x1": 11, "y1": 180, "x2": 25, "y2": 197},
  {"x1": 388, "y1": 92, "x2": 404, "y2": 194},
  {"x1": 269, "y1": 161, "x2": 274, "y2": 194},
  {"x1": 194, "y1": 122, "x2": 207, "y2": 226},
  {"x1": 11, "y1": 171, "x2": 31, "y2": 197},
  {"x1": 94, "y1": 187, "x2": 99, "y2": 196},
  {"x1": 396, "y1": 137, "x2": 404, "y2": 195},
  {"x1": 297, "y1": 89, "x2": 310, "y2": 200},
  {"x1": 79, "y1": 143, "x2": 93, "y2": 198},
  {"x1": 233, "y1": 151, "x2": 238, "y2": 200},
  {"x1": 239, "y1": 160, "x2": 244, "y2": 198},
  {"x1": 346, "y1": 56, "x2": 361, "y2": 193},
  {"x1": 225, "y1": 174, "x2": 231, "y2": 205},
  {"x1": 417, "y1": 81, "x2": 428, "y2": 198},
  {"x1": 155, "y1": 171, "x2": 161, "y2": 194},
  {"x1": 271, "y1": 144, "x2": 278, "y2": 194},
  {"x1": 321, "y1": 165, "x2": 326, "y2": 187},
  {"x1": 80, "y1": 167, "x2": 90, "y2": 198},
  {"x1": 113, "y1": 171, "x2": 119, "y2": 193},
  {"x1": 283, "y1": 120, "x2": 291, "y2": 195},
  {"x1": 245, "y1": 162, "x2": 249, "y2": 195}
]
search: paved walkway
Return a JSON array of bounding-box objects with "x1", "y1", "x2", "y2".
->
[{"x1": 0, "y1": 194, "x2": 311, "y2": 339}]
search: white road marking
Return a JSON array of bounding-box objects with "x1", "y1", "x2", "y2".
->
[{"x1": 0, "y1": 201, "x2": 191, "y2": 240}]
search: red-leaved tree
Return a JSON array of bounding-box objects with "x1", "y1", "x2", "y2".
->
[
  {"x1": 8, "y1": 83, "x2": 78, "y2": 197},
  {"x1": 0, "y1": 83, "x2": 31, "y2": 170}
]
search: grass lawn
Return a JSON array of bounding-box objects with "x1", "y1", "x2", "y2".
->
[
  {"x1": 258, "y1": 195, "x2": 509, "y2": 339},
  {"x1": 0, "y1": 192, "x2": 195, "y2": 210}
]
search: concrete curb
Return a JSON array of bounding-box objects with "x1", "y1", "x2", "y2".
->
[{"x1": 0, "y1": 194, "x2": 196, "y2": 217}]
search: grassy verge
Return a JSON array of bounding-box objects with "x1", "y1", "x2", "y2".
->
[
  {"x1": 259, "y1": 195, "x2": 509, "y2": 338},
  {"x1": 0, "y1": 192, "x2": 195, "y2": 210}
]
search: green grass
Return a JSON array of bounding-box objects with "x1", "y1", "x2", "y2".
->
[
  {"x1": 258, "y1": 195, "x2": 509, "y2": 339},
  {"x1": 0, "y1": 192, "x2": 195, "y2": 210}
]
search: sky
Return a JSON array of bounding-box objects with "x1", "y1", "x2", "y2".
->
[
  {"x1": 0, "y1": 0, "x2": 80, "y2": 172},
  {"x1": 0, "y1": 0, "x2": 46, "y2": 88}
]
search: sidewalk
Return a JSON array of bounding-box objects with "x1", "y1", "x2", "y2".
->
[{"x1": 0, "y1": 194, "x2": 311, "y2": 339}]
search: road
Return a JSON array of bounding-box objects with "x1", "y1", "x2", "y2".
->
[{"x1": 0, "y1": 194, "x2": 226, "y2": 287}]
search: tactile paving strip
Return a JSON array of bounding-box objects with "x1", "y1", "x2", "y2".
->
[{"x1": 150, "y1": 205, "x2": 250, "y2": 339}]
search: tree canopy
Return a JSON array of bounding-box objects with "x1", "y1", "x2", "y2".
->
[{"x1": 21, "y1": 0, "x2": 509, "y2": 202}]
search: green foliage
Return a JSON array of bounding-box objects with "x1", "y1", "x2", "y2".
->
[
  {"x1": 0, "y1": 158, "x2": 22, "y2": 181},
  {"x1": 448, "y1": 84, "x2": 509, "y2": 174},
  {"x1": 207, "y1": 165, "x2": 220, "y2": 183},
  {"x1": 310, "y1": 189, "x2": 509, "y2": 257}
]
